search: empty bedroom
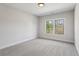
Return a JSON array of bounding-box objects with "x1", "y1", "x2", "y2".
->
[{"x1": 0, "y1": 3, "x2": 79, "y2": 56}]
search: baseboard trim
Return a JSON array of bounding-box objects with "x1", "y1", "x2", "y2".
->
[
  {"x1": 0, "y1": 34, "x2": 37, "y2": 50},
  {"x1": 39, "y1": 37, "x2": 74, "y2": 44}
]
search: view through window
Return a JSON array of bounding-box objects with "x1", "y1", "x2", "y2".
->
[
  {"x1": 46, "y1": 20, "x2": 53, "y2": 33},
  {"x1": 55, "y1": 19, "x2": 64, "y2": 34},
  {"x1": 46, "y1": 19, "x2": 64, "y2": 34}
]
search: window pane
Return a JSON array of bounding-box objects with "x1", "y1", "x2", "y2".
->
[
  {"x1": 46, "y1": 20, "x2": 53, "y2": 33},
  {"x1": 55, "y1": 19, "x2": 64, "y2": 34}
]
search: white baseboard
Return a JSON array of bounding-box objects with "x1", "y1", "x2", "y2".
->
[
  {"x1": 39, "y1": 37, "x2": 74, "y2": 44},
  {"x1": 0, "y1": 34, "x2": 37, "y2": 50},
  {"x1": 75, "y1": 43, "x2": 79, "y2": 55}
]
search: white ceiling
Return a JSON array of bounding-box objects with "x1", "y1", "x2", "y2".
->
[{"x1": 3, "y1": 3, "x2": 75, "y2": 16}]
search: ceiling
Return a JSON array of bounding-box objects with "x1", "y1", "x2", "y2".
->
[{"x1": 3, "y1": 3, "x2": 75, "y2": 16}]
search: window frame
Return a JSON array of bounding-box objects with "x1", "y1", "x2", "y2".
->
[{"x1": 45, "y1": 18, "x2": 64, "y2": 35}]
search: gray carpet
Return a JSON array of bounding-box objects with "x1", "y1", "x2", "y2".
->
[{"x1": 0, "y1": 39, "x2": 78, "y2": 56}]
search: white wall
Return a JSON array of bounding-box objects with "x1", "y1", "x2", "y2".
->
[
  {"x1": 74, "y1": 4, "x2": 79, "y2": 54},
  {"x1": 0, "y1": 5, "x2": 38, "y2": 49},
  {"x1": 39, "y1": 10, "x2": 74, "y2": 43}
]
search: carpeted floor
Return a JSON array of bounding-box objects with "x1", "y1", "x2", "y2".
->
[{"x1": 0, "y1": 39, "x2": 78, "y2": 56}]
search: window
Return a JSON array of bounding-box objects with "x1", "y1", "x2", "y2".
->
[
  {"x1": 46, "y1": 19, "x2": 64, "y2": 34},
  {"x1": 46, "y1": 20, "x2": 53, "y2": 33},
  {"x1": 55, "y1": 19, "x2": 64, "y2": 34}
]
